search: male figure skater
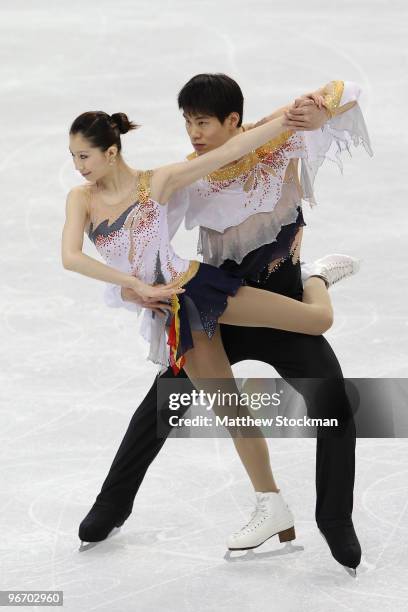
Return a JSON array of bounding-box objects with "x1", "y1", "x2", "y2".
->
[{"x1": 78, "y1": 74, "x2": 372, "y2": 573}]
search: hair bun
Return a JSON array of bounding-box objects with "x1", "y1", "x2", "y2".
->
[{"x1": 110, "y1": 112, "x2": 139, "y2": 134}]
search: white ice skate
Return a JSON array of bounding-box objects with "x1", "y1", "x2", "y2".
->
[
  {"x1": 227, "y1": 491, "x2": 295, "y2": 551},
  {"x1": 301, "y1": 254, "x2": 361, "y2": 288}
]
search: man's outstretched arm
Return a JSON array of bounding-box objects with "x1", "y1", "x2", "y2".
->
[{"x1": 246, "y1": 82, "x2": 332, "y2": 132}]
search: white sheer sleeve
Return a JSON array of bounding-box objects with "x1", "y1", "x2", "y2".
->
[{"x1": 299, "y1": 80, "x2": 373, "y2": 205}]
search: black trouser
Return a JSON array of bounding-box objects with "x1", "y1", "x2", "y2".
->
[{"x1": 95, "y1": 258, "x2": 356, "y2": 527}]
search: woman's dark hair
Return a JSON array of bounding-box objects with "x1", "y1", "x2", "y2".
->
[
  {"x1": 177, "y1": 73, "x2": 244, "y2": 127},
  {"x1": 69, "y1": 111, "x2": 139, "y2": 153}
]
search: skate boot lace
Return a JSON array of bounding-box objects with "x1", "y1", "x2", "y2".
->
[
  {"x1": 233, "y1": 500, "x2": 271, "y2": 535},
  {"x1": 325, "y1": 261, "x2": 353, "y2": 286}
]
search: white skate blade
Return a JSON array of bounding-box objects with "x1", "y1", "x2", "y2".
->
[{"x1": 224, "y1": 541, "x2": 304, "y2": 562}]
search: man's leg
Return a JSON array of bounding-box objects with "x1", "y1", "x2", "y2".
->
[
  {"x1": 78, "y1": 245, "x2": 298, "y2": 542},
  {"x1": 221, "y1": 322, "x2": 356, "y2": 518},
  {"x1": 79, "y1": 366, "x2": 190, "y2": 541},
  {"x1": 80, "y1": 257, "x2": 357, "y2": 566},
  {"x1": 220, "y1": 258, "x2": 359, "y2": 568}
]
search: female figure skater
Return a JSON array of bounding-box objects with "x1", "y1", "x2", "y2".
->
[{"x1": 62, "y1": 102, "x2": 357, "y2": 559}]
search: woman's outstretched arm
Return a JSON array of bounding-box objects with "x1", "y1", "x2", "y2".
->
[{"x1": 150, "y1": 113, "x2": 291, "y2": 204}]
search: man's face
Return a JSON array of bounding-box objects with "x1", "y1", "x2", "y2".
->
[{"x1": 183, "y1": 112, "x2": 240, "y2": 155}]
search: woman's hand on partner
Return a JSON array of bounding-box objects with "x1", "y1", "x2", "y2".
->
[
  {"x1": 126, "y1": 277, "x2": 185, "y2": 303},
  {"x1": 121, "y1": 287, "x2": 173, "y2": 317}
]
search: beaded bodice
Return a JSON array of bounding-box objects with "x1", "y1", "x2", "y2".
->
[{"x1": 87, "y1": 170, "x2": 190, "y2": 284}]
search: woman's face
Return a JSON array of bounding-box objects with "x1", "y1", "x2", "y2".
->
[{"x1": 69, "y1": 132, "x2": 112, "y2": 182}]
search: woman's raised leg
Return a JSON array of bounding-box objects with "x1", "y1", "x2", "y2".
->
[{"x1": 219, "y1": 277, "x2": 333, "y2": 335}]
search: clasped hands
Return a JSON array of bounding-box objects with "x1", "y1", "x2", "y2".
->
[
  {"x1": 282, "y1": 91, "x2": 330, "y2": 130},
  {"x1": 121, "y1": 278, "x2": 184, "y2": 317}
]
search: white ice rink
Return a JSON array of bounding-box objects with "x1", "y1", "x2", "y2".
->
[{"x1": 1, "y1": 0, "x2": 408, "y2": 610}]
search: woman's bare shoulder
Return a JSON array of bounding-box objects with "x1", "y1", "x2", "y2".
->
[
  {"x1": 66, "y1": 183, "x2": 94, "y2": 213},
  {"x1": 64, "y1": 185, "x2": 95, "y2": 236}
]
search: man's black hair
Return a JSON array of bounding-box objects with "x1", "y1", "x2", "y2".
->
[{"x1": 177, "y1": 73, "x2": 244, "y2": 127}]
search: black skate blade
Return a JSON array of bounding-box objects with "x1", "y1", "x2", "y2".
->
[
  {"x1": 319, "y1": 529, "x2": 361, "y2": 577},
  {"x1": 344, "y1": 566, "x2": 357, "y2": 578},
  {"x1": 78, "y1": 526, "x2": 121, "y2": 552}
]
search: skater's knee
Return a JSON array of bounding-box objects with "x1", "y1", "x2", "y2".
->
[
  {"x1": 314, "y1": 308, "x2": 334, "y2": 335},
  {"x1": 322, "y1": 308, "x2": 334, "y2": 333}
]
